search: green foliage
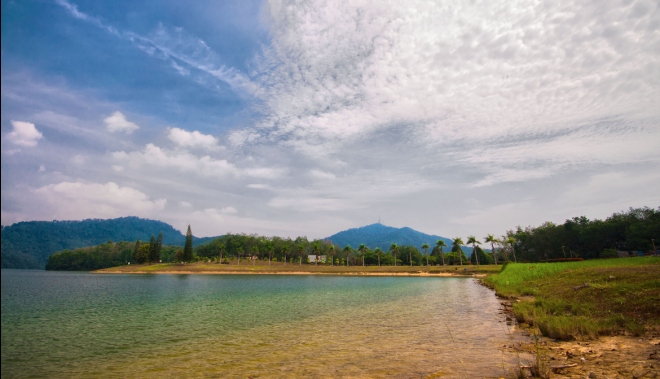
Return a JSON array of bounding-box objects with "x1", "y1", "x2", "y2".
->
[
  {"x1": 505, "y1": 207, "x2": 660, "y2": 262},
  {"x1": 182, "y1": 225, "x2": 194, "y2": 262},
  {"x1": 1, "y1": 217, "x2": 218, "y2": 269},
  {"x1": 46, "y1": 241, "x2": 135, "y2": 270}
]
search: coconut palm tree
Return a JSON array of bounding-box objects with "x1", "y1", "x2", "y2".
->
[
  {"x1": 358, "y1": 244, "x2": 367, "y2": 266},
  {"x1": 484, "y1": 234, "x2": 499, "y2": 265},
  {"x1": 421, "y1": 243, "x2": 430, "y2": 266},
  {"x1": 297, "y1": 243, "x2": 305, "y2": 266},
  {"x1": 375, "y1": 247, "x2": 382, "y2": 266},
  {"x1": 452, "y1": 237, "x2": 464, "y2": 265},
  {"x1": 343, "y1": 245, "x2": 352, "y2": 266},
  {"x1": 329, "y1": 245, "x2": 335, "y2": 266},
  {"x1": 466, "y1": 236, "x2": 481, "y2": 266},
  {"x1": 435, "y1": 240, "x2": 447, "y2": 266},
  {"x1": 390, "y1": 243, "x2": 399, "y2": 266},
  {"x1": 312, "y1": 241, "x2": 321, "y2": 266}
]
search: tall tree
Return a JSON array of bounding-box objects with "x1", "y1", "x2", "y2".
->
[
  {"x1": 421, "y1": 243, "x2": 430, "y2": 266},
  {"x1": 148, "y1": 234, "x2": 156, "y2": 264},
  {"x1": 358, "y1": 244, "x2": 367, "y2": 266},
  {"x1": 297, "y1": 244, "x2": 305, "y2": 266},
  {"x1": 237, "y1": 246, "x2": 244, "y2": 265},
  {"x1": 375, "y1": 247, "x2": 382, "y2": 266},
  {"x1": 466, "y1": 236, "x2": 481, "y2": 266},
  {"x1": 343, "y1": 245, "x2": 352, "y2": 266},
  {"x1": 312, "y1": 241, "x2": 321, "y2": 266},
  {"x1": 452, "y1": 237, "x2": 464, "y2": 265},
  {"x1": 435, "y1": 240, "x2": 447, "y2": 266},
  {"x1": 155, "y1": 231, "x2": 162, "y2": 263},
  {"x1": 505, "y1": 236, "x2": 517, "y2": 262},
  {"x1": 390, "y1": 243, "x2": 399, "y2": 266},
  {"x1": 182, "y1": 225, "x2": 193, "y2": 263},
  {"x1": 329, "y1": 245, "x2": 335, "y2": 266},
  {"x1": 484, "y1": 234, "x2": 498, "y2": 265},
  {"x1": 133, "y1": 239, "x2": 142, "y2": 263}
]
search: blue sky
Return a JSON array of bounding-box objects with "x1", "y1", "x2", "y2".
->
[{"x1": 2, "y1": 0, "x2": 659, "y2": 240}]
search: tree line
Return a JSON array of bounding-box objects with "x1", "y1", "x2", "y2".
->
[
  {"x1": 504, "y1": 206, "x2": 659, "y2": 261},
  {"x1": 46, "y1": 206, "x2": 659, "y2": 270}
]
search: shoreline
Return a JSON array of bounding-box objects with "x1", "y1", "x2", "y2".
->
[{"x1": 94, "y1": 269, "x2": 484, "y2": 277}]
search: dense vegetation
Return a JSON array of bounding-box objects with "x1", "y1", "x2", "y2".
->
[
  {"x1": 484, "y1": 258, "x2": 660, "y2": 339},
  {"x1": 505, "y1": 207, "x2": 660, "y2": 262},
  {"x1": 1, "y1": 217, "x2": 217, "y2": 269},
  {"x1": 45, "y1": 235, "x2": 182, "y2": 271}
]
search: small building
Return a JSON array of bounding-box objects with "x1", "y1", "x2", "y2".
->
[{"x1": 308, "y1": 255, "x2": 327, "y2": 263}]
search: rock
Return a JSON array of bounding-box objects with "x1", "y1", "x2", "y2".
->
[
  {"x1": 588, "y1": 371, "x2": 597, "y2": 378},
  {"x1": 580, "y1": 357, "x2": 586, "y2": 363}
]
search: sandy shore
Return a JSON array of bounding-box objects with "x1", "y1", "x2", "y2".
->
[{"x1": 496, "y1": 298, "x2": 659, "y2": 378}]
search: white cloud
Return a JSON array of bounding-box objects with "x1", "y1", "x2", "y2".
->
[
  {"x1": 33, "y1": 181, "x2": 166, "y2": 220},
  {"x1": 104, "y1": 111, "x2": 139, "y2": 134},
  {"x1": 113, "y1": 143, "x2": 237, "y2": 178},
  {"x1": 6, "y1": 121, "x2": 43, "y2": 147},
  {"x1": 38, "y1": 165, "x2": 46, "y2": 172},
  {"x1": 113, "y1": 143, "x2": 286, "y2": 181},
  {"x1": 167, "y1": 127, "x2": 218, "y2": 149},
  {"x1": 220, "y1": 206, "x2": 237, "y2": 214},
  {"x1": 111, "y1": 165, "x2": 124, "y2": 172}
]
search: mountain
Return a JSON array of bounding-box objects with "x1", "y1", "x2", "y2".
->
[
  {"x1": 325, "y1": 223, "x2": 464, "y2": 253},
  {"x1": 1, "y1": 217, "x2": 217, "y2": 269}
]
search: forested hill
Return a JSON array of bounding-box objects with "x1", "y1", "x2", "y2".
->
[
  {"x1": 1, "y1": 217, "x2": 216, "y2": 269},
  {"x1": 326, "y1": 223, "x2": 459, "y2": 253}
]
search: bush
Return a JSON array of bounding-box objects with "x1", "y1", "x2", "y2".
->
[{"x1": 600, "y1": 248, "x2": 619, "y2": 258}]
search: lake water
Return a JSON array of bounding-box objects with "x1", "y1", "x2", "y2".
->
[{"x1": 1, "y1": 269, "x2": 523, "y2": 378}]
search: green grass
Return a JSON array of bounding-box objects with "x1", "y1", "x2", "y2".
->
[{"x1": 484, "y1": 257, "x2": 660, "y2": 340}]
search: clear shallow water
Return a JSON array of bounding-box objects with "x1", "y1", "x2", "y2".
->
[{"x1": 2, "y1": 269, "x2": 521, "y2": 378}]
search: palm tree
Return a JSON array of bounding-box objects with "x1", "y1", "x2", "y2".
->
[
  {"x1": 375, "y1": 247, "x2": 382, "y2": 266},
  {"x1": 329, "y1": 245, "x2": 335, "y2": 266},
  {"x1": 312, "y1": 241, "x2": 321, "y2": 266},
  {"x1": 390, "y1": 243, "x2": 399, "y2": 266},
  {"x1": 358, "y1": 244, "x2": 367, "y2": 266},
  {"x1": 435, "y1": 240, "x2": 447, "y2": 266},
  {"x1": 484, "y1": 234, "x2": 499, "y2": 265},
  {"x1": 343, "y1": 245, "x2": 352, "y2": 266},
  {"x1": 421, "y1": 243, "x2": 430, "y2": 266},
  {"x1": 452, "y1": 237, "x2": 464, "y2": 265},
  {"x1": 297, "y1": 243, "x2": 305, "y2": 266},
  {"x1": 466, "y1": 236, "x2": 481, "y2": 266}
]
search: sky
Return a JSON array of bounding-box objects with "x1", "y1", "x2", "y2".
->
[{"x1": 1, "y1": 0, "x2": 659, "y2": 240}]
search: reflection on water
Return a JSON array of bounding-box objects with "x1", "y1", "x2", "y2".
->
[{"x1": 2, "y1": 270, "x2": 522, "y2": 378}]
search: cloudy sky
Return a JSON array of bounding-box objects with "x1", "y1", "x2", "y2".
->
[{"x1": 2, "y1": 0, "x2": 659, "y2": 240}]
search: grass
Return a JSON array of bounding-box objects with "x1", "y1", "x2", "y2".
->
[
  {"x1": 484, "y1": 257, "x2": 660, "y2": 340},
  {"x1": 96, "y1": 260, "x2": 503, "y2": 275}
]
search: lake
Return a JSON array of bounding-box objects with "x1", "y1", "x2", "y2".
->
[{"x1": 1, "y1": 269, "x2": 523, "y2": 378}]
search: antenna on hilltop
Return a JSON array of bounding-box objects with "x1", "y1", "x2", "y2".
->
[{"x1": 378, "y1": 217, "x2": 381, "y2": 224}]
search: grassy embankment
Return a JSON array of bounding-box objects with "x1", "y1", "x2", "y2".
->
[
  {"x1": 96, "y1": 261, "x2": 502, "y2": 275},
  {"x1": 484, "y1": 257, "x2": 660, "y2": 340}
]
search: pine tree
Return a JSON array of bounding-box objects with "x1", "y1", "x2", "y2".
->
[
  {"x1": 182, "y1": 225, "x2": 193, "y2": 262},
  {"x1": 133, "y1": 239, "x2": 142, "y2": 263},
  {"x1": 155, "y1": 231, "x2": 162, "y2": 263},
  {"x1": 148, "y1": 234, "x2": 156, "y2": 264}
]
